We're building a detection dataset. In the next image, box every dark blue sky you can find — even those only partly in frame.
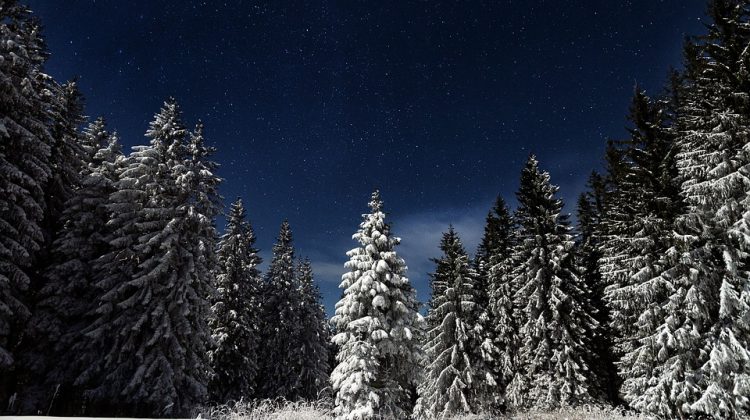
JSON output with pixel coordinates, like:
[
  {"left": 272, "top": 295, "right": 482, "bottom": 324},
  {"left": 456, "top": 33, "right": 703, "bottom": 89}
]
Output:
[{"left": 28, "top": 0, "right": 707, "bottom": 313}]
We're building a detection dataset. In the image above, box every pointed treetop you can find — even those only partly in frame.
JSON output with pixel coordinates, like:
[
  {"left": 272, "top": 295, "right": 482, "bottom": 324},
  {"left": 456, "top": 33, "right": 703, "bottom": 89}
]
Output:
[
  {"left": 369, "top": 189, "right": 383, "bottom": 212},
  {"left": 440, "top": 226, "right": 466, "bottom": 257},
  {"left": 277, "top": 220, "right": 293, "bottom": 247},
  {"left": 59, "top": 79, "right": 86, "bottom": 120},
  {"left": 82, "top": 117, "right": 110, "bottom": 151},
  {"left": 519, "top": 154, "right": 549, "bottom": 190},
  {"left": 491, "top": 195, "right": 510, "bottom": 217},
  {"left": 145, "top": 97, "right": 187, "bottom": 147},
  {"left": 227, "top": 198, "right": 246, "bottom": 226},
  {"left": 476, "top": 195, "right": 514, "bottom": 265},
  {"left": 519, "top": 153, "right": 552, "bottom": 191},
  {"left": 526, "top": 153, "right": 539, "bottom": 168},
  {"left": 516, "top": 155, "right": 566, "bottom": 233}
]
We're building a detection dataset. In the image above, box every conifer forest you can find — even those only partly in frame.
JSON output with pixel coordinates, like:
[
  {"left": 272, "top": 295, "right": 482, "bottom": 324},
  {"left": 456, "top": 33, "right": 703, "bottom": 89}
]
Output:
[{"left": 1, "top": 0, "right": 750, "bottom": 419}]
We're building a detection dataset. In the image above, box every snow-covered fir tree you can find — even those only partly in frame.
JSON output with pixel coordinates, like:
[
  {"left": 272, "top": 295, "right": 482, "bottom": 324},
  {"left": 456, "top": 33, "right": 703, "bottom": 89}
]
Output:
[
  {"left": 632, "top": 2, "right": 750, "bottom": 417},
  {"left": 0, "top": 1, "right": 55, "bottom": 397},
  {"left": 41, "top": 81, "right": 86, "bottom": 246},
  {"left": 474, "top": 196, "right": 512, "bottom": 310},
  {"left": 20, "top": 120, "right": 122, "bottom": 414},
  {"left": 81, "top": 99, "right": 219, "bottom": 416},
  {"left": 598, "top": 89, "right": 683, "bottom": 410},
  {"left": 208, "top": 198, "right": 262, "bottom": 404},
  {"left": 473, "top": 198, "right": 513, "bottom": 396},
  {"left": 481, "top": 198, "right": 518, "bottom": 410},
  {"left": 575, "top": 172, "right": 618, "bottom": 404},
  {"left": 331, "top": 191, "right": 424, "bottom": 420},
  {"left": 257, "top": 220, "right": 304, "bottom": 399},
  {"left": 505, "top": 155, "right": 599, "bottom": 410},
  {"left": 597, "top": 144, "right": 644, "bottom": 360},
  {"left": 415, "top": 227, "right": 490, "bottom": 419},
  {"left": 295, "top": 259, "right": 331, "bottom": 400}
]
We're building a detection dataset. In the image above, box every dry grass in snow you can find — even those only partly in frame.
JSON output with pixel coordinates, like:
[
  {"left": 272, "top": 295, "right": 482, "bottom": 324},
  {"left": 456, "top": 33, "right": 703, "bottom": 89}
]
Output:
[{"left": 199, "top": 400, "right": 651, "bottom": 420}]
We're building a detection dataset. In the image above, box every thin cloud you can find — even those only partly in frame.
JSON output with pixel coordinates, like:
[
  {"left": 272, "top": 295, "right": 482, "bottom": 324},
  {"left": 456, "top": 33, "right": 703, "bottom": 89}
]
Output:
[
  {"left": 309, "top": 260, "right": 346, "bottom": 284},
  {"left": 394, "top": 205, "right": 488, "bottom": 305},
  {"left": 308, "top": 202, "right": 493, "bottom": 314}
]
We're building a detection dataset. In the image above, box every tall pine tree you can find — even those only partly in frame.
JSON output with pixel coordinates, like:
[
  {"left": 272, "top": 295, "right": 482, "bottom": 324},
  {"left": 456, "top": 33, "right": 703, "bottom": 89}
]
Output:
[
  {"left": 295, "top": 259, "right": 331, "bottom": 400},
  {"left": 331, "top": 191, "right": 423, "bottom": 420},
  {"left": 415, "top": 227, "right": 488, "bottom": 418},
  {"left": 635, "top": 2, "right": 750, "bottom": 417},
  {"left": 482, "top": 197, "right": 518, "bottom": 411},
  {"left": 601, "top": 89, "right": 683, "bottom": 411},
  {"left": 0, "top": 2, "right": 53, "bottom": 394},
  {"left": 40, "top": 80, "right": 86, "bottom": 251},
  {"left": 20, "top": 120, "right": 122, "bottom": 414},
  {"left": 474, "top": 196, "right": 513, "bottom": 310},
  {"left": 575, "top": 171, "right": 618, "bottom": 404},
  {"left": 82, "top": 99, "right": 219, "bottom": 416},
  {"left": 208, "top": 198, "right": 262, "bottom": 404},
  {"left": 257, "top": 221, "right": 304, "bottom": 399},
  {"left": 505, "top": 155, "right": 599, "bottom": 410}
]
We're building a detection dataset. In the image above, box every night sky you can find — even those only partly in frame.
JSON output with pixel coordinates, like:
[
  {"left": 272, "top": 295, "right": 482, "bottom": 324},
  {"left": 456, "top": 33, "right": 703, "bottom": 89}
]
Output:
[{"left": 28, "top": 0, "right": 707, "bottom": 314}]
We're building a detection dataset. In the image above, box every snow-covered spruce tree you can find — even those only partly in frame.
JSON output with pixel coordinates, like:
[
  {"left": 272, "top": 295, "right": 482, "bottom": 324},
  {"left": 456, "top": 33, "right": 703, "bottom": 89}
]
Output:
[
  {"left": 0, "top": 1, "right": 54, "bottom": 399},
  {"left": 478, "top": 197, "right": 516, "bottom": 410},
  {"left": 574, "top": 172, "right": 619, "bottom": 404},
  {"left": 208, "top": 198, "right": 262, "bottom": 404},
  {"left": 257, "top": 221, "right": 304, "bottom": 399},
  {"left": 630, "top": 2, "right": 750, "bottom": 417},
  {"left": 415, "top": 227, "right": 490, "bottom": 419},
  {"left": 82, "top": 99, "right": 219, "bottom": 417},
  {"left": 295, "top": 258, "right": 331, "bottom": 400},
  {"left": 599, "top": 89, "right": 683, "bottom": 411},
  {"left": 505, "top": 155, "right": 599, "bottom": 410},
  {"left": 20, "top": 120, "right": 122, "bottom": 414},
  {"left": 474, "top": 196, "right": 513, "bottom": 310},
  {"left": 40, "top": 80, "right": 86, "bottom": 246},
  {"left": 331, "top": 191, "right": 424, "bottom": 420},
  {"left": 471, "top": 197, "right": 514, "bottom": 410}
]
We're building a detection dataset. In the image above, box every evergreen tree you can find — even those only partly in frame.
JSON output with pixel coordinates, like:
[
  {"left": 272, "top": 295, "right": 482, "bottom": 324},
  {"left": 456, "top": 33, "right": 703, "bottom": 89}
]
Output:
[
  {"left": 331, "top": 191, "right": 423, "bottom": 420},
  {"left": 208, "top": 198, "right": 262, "bottom": 404},
  {"left": 482, "top": 198, "right": 518, "bottom": 410},
  {"left": 505, "top": 155, "right": 599, "bottom": 410},
  {"left": 257, "top": 221, "right": 304, "bottom": 399},
  {"left": 635, "top": 2, "right": 750, "bottom": 417},
  {"left": 82, "top": 99, "right": 219, "bottom": 416},
  {"left": 575, "top": 172, "right": 618, "bottom": 404},
  {"left": 415, "top": 227, "right": 488, "bottom": 419},
  {"left": 20, "top": 120, "right": 121, "bottom": 414},
  {"left": 599, "top": 89, "right": 683, "bottom": 411},
  {"left": 0, "top": 1, "right": 54, "bottom": 399},
  {"left": 41, "top": 80, "right": 86, "bottom": 247},
  {"left": 296, "top": 259, "right": 331, "bottom": 400},
  {"left": 474, "top": 196, "right": 513, "bottom": 309}
]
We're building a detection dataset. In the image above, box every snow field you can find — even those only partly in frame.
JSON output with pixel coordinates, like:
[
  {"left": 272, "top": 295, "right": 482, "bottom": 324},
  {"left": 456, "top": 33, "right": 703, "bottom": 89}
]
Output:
[{"left": 197, "top": 400, "right": 650, "bottom": 420}]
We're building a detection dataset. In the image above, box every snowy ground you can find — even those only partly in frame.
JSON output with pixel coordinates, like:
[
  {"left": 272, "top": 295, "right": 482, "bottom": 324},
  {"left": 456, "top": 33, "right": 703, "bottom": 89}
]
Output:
[
  {"left": 0, "top": 405, "right": 651, "bottom": 420},
  {"left": 196, "top": 401, "right": 651, "bottom": 420}
]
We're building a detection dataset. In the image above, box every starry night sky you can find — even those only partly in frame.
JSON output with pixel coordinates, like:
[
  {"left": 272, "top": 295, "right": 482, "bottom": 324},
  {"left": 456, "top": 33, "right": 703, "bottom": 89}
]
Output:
[{"left": 28, "top": 0, "right": 707, "bottom": 313}]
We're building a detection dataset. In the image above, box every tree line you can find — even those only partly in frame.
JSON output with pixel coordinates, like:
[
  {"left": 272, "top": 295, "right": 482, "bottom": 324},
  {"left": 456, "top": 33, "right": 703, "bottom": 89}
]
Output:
[
  {"left": 0, "top": 1, "right": 330, "bottom": 416},
  {"left": 329, "top": 1, "right": 750, "bottom": 419},
  {"left": 2, "top": 0, "right": 750, "bottom": 419}
]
